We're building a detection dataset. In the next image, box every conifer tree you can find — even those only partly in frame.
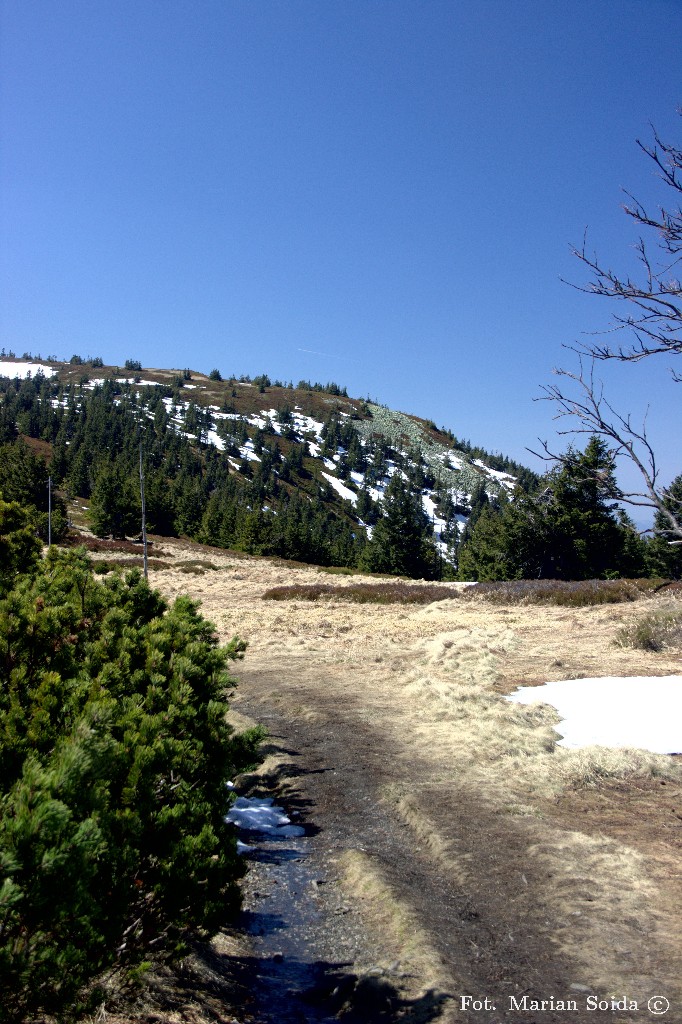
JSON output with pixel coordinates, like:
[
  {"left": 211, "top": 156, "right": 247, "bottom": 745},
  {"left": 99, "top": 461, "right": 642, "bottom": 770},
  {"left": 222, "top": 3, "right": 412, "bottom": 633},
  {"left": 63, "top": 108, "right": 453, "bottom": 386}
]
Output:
[
  {"left": 89, "top": 463, "right": 141, "bottom": 538},
  {"left": 647, "top": 474, "right": 682, "bottom": 578},
  {"left": 361, "top": 474, "right": 437, "bottom": 578},
  {"left": 458, "top": 438, "right": 646, "bottom": 580}
]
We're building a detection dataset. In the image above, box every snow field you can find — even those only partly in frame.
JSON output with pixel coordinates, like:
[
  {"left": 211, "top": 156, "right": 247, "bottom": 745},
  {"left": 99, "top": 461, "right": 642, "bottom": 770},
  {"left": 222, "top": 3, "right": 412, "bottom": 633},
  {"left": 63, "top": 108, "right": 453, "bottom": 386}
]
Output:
[
  {"left": 0, "top": 361, "right": 57, "bottom": 379},
  {"left": 507, "top": 676, "right": 682, "bottom": 755}
]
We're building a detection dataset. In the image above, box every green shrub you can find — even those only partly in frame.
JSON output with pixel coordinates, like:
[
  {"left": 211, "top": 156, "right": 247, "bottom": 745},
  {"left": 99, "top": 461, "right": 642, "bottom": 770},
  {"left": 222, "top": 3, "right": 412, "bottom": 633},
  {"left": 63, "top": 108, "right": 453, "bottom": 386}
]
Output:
[{"left": 0, "top": 548, "right": 260, "bottom": 1022}]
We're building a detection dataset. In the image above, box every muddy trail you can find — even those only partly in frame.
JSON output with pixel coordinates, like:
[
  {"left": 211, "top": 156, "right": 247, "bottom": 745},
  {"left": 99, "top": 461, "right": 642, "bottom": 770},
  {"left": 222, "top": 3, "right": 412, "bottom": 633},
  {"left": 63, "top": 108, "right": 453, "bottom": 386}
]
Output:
[
  {"left": 233, "top": 656, "right": 613, "bottom": 1024},
  {"left": 101, "top": 540, "right": 682, "bottom": 1024}
]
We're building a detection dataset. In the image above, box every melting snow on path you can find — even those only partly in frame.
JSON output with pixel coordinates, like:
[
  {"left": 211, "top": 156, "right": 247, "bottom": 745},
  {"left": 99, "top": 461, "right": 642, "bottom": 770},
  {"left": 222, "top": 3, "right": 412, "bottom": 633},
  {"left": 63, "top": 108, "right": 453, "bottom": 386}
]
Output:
[
  {"left": 507, "top": 676, "right": 682, "bottom": 754},
  {"left": 227, "top": 795, "right": 305, "bottom": 838}
]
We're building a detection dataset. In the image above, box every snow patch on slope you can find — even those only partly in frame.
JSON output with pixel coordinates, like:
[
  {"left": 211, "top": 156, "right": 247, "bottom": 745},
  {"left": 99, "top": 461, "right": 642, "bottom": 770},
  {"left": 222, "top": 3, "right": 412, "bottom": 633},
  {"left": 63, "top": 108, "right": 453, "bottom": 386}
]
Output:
[
  {"left": 507, "top": 676, "right": 682, "bottom": 755},
  {"left": 0, "top": 361, "right": 57, "bottom": 379}
]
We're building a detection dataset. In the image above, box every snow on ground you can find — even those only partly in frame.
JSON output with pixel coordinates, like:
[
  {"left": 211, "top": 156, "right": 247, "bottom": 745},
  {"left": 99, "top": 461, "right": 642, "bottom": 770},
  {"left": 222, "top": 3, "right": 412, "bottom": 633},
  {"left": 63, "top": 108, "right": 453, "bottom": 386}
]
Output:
[
  {"left": 473, "top": 459, "right": 516, "bottom": 489},
  {"left": 245, "top": 412, "right": 271, "bottom": 431},
  {"left": 239, "top": 444, "right": 261, "bottom": 463},
  {"left": 227, "top": 796, "right": 305, "bottom": 837},
  {"left": 321, "top": 472, "right": 357, "bottom": 504},
  {"left": 205, "top": 428, "right": 226, "bottom": 451},
  {"left": 0, "top": 361, "right": 56, "bottom": 378},
  {"left": 422, "top": 494, "right": 447, "bottom": 535},
  {"left": 291, "top": 408, "right": 324, "bottom": 437},
  {"left": 116, "top": 378, "right": 160, "bottom": 387},
  {"left": 507, "top": 676, "right": 682, "bottom": 755}
]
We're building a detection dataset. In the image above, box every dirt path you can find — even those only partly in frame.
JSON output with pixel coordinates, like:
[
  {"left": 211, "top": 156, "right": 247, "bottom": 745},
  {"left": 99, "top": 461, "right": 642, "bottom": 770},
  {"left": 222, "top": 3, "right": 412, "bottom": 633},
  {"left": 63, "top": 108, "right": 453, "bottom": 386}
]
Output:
[{"left": 109, "top": 539, "right": 682, "bottom": 1023}]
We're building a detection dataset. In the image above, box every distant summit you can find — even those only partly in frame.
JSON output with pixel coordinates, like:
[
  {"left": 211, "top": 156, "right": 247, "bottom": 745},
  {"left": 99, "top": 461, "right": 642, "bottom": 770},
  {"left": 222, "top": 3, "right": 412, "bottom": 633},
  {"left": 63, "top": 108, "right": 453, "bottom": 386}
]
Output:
[{"left": 0, "top": 355, "right": 538, "bottom": 576}]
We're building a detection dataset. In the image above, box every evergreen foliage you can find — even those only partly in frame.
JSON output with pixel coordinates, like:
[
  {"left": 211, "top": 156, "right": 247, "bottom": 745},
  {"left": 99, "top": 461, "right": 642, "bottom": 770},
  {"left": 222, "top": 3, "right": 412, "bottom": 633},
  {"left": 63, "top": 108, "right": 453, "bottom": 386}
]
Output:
[
  {"left": 0, "top": 546, "right": 260, "bottom": 1021},
  {"left": 646, "top": 474, "right": 682, "bottom": 578},
  {"left": 361, "top": 474, "right": 438, "bottom": 578},
  {"left": 458, "top": 438, "right": 647, "bottom": 580},
  {"left": 0, "top": 441, "right": 68, "bottom": 542},
  {"left": 0, "top": 494, "right": 43, "bottom": 595}
]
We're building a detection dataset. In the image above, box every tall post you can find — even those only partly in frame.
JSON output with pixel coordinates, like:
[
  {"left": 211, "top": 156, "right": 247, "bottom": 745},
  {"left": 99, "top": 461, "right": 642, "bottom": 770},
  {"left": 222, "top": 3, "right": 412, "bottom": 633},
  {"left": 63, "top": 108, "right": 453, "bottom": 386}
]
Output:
[
  {"left": 48, "top": 476, "right": 52, "bottom": 547},
  {"left": 139, "top": 444, "right": 148, "bottom": 580}
]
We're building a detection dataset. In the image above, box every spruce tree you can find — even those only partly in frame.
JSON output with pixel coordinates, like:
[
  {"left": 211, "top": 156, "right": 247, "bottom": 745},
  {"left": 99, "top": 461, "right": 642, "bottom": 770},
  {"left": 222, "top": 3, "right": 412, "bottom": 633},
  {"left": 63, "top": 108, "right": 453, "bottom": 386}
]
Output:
[
  {"left": 647, "top": 474, "right": 682, "bottom": 578},
  {"left": 361, "top": 474, "right": 437, "bottom": 578},
  {"left": 458, "top": 438, "right": 646, "bottom": 580}
]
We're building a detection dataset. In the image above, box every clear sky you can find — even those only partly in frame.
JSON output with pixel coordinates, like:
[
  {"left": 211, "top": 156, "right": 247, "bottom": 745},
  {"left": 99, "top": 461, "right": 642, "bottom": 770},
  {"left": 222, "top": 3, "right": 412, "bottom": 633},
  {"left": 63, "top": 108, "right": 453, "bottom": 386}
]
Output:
[{"left": 1, "top": 0, "right": 680, "bottom": 517}]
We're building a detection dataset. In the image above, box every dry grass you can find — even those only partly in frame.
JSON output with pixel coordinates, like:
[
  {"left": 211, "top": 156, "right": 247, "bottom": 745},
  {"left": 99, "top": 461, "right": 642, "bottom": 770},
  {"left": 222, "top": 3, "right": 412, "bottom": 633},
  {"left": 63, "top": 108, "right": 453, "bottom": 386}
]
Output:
[
  {"left": 91, "top": 534, "right": 682, "bottom": 1012},
  {"left": 525, "top": 830, "right": 661, "bottom": 994},
  {"left": 339, "top": 850, "right": 458, "bottom": 1020},
  {"left": 615, "top": 605, "right": 682, "bottom": 651}
]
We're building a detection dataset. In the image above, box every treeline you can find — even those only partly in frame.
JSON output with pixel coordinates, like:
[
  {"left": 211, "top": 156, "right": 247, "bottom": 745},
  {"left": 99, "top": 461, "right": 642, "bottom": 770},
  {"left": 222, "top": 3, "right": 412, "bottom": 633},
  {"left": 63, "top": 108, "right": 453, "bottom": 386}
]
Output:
[
  {"left": 456, "top": 437, "right": 682, "bottom": 581},
  {"left": 0, "top": 494, "right": 262, "bottom": 1021},
  {"left": 231, "top": 372, "right": 348, "bottom": 396},
  {"left": 0, "top": 374, "right": 365, "bottom": 567},
  {"left": 1, "top": 371, "right": 678, "bottom": 581}
]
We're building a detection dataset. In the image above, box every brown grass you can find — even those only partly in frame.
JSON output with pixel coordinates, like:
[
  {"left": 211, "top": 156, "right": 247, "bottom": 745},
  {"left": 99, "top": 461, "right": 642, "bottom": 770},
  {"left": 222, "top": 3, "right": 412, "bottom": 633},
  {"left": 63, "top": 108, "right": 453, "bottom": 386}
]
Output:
[
  {"left": 76, "top": 533, "right": 682, "bottom": 1013},
  {"left": 615, "top": 605, "right": 682, "bottom": 651},
  {"left": 339, "top": 850, "right": 457, "bottom": 1018}
]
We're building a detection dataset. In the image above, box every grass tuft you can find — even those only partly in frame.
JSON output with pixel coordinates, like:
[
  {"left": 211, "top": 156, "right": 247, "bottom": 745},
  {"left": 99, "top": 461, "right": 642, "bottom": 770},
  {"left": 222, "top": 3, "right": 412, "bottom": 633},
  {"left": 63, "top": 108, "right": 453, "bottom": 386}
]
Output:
[{"left": 615, "top": 609, "right": 682, "bottom": 651}]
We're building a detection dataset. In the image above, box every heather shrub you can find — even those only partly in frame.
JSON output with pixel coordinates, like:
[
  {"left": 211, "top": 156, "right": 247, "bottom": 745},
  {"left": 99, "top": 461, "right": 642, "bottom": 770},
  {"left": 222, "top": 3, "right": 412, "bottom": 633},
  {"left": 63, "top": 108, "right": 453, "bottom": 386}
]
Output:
[
  {"left": 464, "top": 578, "right": 659, "bottom": 607},
  {"left": 262, "top": 581, "right": 460, "bottom": 604}
]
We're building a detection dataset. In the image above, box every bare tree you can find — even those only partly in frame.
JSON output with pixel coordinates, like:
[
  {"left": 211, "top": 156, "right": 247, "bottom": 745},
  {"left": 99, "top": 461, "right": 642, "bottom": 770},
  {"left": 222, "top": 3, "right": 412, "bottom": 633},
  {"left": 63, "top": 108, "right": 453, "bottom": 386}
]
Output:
[{"left": 540, "top": 115, "right": 682, "bottom": 540}]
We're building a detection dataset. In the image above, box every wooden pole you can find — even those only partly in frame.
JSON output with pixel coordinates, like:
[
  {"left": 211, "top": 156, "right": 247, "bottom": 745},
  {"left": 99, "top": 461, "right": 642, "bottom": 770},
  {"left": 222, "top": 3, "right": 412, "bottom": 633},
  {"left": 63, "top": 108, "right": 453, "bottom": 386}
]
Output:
[{"left": 139, "top": 445, "right": 148, "bottom": 580}]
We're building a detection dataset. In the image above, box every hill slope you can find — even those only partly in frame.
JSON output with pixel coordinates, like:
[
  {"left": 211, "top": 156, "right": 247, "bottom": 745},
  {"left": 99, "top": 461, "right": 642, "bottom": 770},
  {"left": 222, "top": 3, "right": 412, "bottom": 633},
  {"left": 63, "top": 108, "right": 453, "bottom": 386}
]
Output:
[{"left": 0, "top": 356, "right": 538, "bottom": 574}]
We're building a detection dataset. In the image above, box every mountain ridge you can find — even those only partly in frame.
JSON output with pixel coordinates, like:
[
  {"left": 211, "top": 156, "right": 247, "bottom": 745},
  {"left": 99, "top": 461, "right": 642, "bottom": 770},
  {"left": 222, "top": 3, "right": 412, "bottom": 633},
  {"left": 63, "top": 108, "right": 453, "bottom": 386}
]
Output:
[{"left": 0, "top": 355, "right": 539, "bottom": 575}]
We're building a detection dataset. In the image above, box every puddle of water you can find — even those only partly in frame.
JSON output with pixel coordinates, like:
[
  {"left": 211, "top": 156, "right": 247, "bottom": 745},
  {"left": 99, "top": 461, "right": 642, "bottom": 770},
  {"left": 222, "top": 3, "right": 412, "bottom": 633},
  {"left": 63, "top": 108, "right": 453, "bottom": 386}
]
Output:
[{"left": 228, "top": 794, "right": 341, "bottom": 1024}]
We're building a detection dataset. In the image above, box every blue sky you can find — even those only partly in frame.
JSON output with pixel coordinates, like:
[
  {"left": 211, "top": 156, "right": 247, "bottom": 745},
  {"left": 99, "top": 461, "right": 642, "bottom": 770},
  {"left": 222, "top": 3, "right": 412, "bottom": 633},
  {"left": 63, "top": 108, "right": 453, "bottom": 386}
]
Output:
[{"left": 1, "top": 0, "right": 680, "bottom": 518}]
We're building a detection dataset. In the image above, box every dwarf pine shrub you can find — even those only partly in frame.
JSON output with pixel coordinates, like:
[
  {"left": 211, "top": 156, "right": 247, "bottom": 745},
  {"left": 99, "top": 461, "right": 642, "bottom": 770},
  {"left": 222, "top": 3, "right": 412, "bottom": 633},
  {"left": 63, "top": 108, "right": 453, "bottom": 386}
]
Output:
[{"left": 0, "top": 546, "right": 261, "bottom": 1022}]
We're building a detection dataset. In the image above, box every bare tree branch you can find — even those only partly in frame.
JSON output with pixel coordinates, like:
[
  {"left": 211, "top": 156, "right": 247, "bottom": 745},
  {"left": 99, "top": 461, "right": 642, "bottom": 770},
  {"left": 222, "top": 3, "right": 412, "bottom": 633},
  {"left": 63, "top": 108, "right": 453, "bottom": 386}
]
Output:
[
  {"left": 537, "top": 358, "right": 681, "bottom": 540},
  {"left": 545, "top": 116, "right": 682, "bottom": 542},
  {"left": 560, "top": 117, "right": 682, "bottom": 369}
]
